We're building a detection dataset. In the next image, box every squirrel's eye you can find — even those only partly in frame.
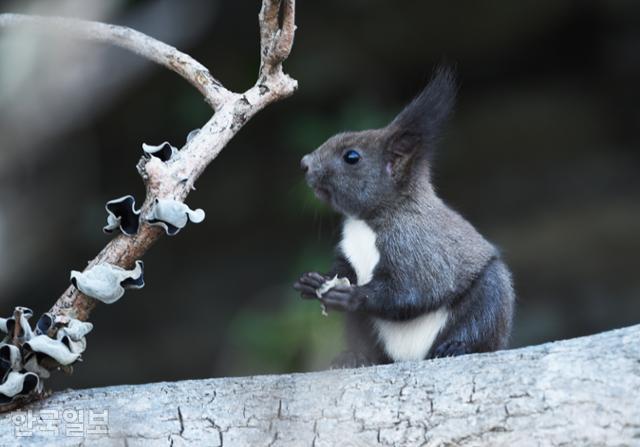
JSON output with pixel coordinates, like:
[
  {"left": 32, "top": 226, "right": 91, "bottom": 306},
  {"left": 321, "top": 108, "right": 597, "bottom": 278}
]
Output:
[{"left": 343, "top": 149, "right": 361, "bottom": 165}]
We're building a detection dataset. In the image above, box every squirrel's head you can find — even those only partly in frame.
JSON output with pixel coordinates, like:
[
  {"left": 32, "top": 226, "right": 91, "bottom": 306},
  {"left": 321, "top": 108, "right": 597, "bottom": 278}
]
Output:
[{"left": 300, "top": 66, "right": 457, "bottom": 219}]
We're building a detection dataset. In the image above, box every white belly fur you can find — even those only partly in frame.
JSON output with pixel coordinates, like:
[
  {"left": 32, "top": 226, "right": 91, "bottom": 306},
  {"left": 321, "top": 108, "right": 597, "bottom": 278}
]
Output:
[
  {"left": 372, "top": 309, "right": 448, "bottom": 362},
  {"left": 340, "top": 217, "right": 449, "bottom": 362}
]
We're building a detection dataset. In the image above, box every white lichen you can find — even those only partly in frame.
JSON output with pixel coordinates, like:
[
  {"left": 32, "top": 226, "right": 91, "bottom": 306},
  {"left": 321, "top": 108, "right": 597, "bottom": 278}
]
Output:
[
  {"left": 59, "top": 334, "right": 87, "bottom": 355},
  {"left": 23, "top": 356, "right": 51, "bottom": 379},
  {"left": 23, "top": 335, "right": 81, "bottom": 366},
  {"left": 0, "top": 344, "right": 22, "bottom": 370},
  {"left": 142, "top": 141, "right": 178, "bottom": 162},
  {"left": 147, "top": 198, "right": 205, "bottom": 236},
  {"left": 70, "top": 260, "right": 144, "bottom": 304},
  {"left": 35, "top": 313, "right": 53, "bottom": 336},
  {"left": 18, "top": 314, "right": 92, "bottom": 376},
  {"left": 186, "top": 128, "right": 200, "bottom": 143},
  {"left": 103, "top": 195, "right": 141, "bottom": 236},
  {"left": 16, "top": 309, "right": 34, "bottom": 342},
  {"left": 58, "top": 319, "right": 93, "bottom": 341},
  {"left": 0, "top": 371, "right": 39, "bottom": 400}
]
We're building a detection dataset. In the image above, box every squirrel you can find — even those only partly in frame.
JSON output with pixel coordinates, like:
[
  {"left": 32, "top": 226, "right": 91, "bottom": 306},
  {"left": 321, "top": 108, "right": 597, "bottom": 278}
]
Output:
[{"left": 293, "top": 67, "right": 515, "bottom": 367}]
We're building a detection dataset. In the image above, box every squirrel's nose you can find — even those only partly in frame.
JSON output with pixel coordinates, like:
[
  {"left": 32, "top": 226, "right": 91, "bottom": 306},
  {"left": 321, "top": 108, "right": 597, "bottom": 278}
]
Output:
[{"left": 300, "top": 154, "right": 311, "bottom": 173}]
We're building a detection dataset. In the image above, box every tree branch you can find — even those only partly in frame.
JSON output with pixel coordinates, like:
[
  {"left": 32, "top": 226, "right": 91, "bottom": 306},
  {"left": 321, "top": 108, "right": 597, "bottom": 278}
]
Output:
[
  {"left": 259, "top": 0, "right": 296, "bottom": 77},
  {"left": 0, "top": 0, "right": 220, "bottom": 179},
  {"left": 0, "top": 0, "right": 297, "bottom": 323},
  {"left": 0, "top": 13, "right": 233, "bottom": 110},
  {"left": 1, "top": 325, "right": 638, "bottom": 445},
  {"left": 0, "top": 0, "right": 297, "bottom": 412}
]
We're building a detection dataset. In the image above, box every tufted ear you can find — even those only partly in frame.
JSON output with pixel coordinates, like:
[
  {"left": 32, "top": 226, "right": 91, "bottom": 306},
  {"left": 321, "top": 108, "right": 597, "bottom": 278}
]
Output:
[{"left": 387, "top": 66, "right": 457, "bottom": 160}]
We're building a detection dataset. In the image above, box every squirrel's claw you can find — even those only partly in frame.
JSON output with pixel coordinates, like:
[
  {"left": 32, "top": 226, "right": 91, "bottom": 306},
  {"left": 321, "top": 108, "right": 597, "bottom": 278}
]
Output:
[
  {"left": 295, "top": 272, "right": 362, "bottom": 312},
  {"left": 293, "top": 281, "right": 317, "bottom": 298},
  {"left": 431, "top": 340, "right": 469, "bottom": 358},
  {"left": 294, "top": 272, "right": 328, "bottom": 298},
  {"left": 319, "top": 285, "right": 362, "bottom": 312}
]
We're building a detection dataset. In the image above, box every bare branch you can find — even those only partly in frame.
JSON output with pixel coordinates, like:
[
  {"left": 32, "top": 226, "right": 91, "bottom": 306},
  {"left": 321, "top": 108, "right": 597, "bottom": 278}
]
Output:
[
  {"left": 41, "top": 0, "right": 297, "bottom": 322},
  {"left": 0, "top": 0, "right": 220, "bottom": 179},
  {"left": 259, "top": 0, "right": 296, "bottom": 79},
  {"left": 0, "top": 13, "right": 232, "bottom": 110},
  {"left": 0, "top": 0, "right": 297, "bottom": 412}
]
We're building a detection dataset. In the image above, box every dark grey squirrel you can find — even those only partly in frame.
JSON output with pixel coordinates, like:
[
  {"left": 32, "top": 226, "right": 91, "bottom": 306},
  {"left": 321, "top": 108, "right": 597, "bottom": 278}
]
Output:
[{"left": 293, "top": 66, "right": 515, "bottom": 366}]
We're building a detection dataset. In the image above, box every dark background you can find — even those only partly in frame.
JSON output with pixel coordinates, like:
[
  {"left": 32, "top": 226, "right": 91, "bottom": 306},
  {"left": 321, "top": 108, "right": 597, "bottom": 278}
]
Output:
[{"left": 0, "top": 0, "right": 639, "bottom": 389}]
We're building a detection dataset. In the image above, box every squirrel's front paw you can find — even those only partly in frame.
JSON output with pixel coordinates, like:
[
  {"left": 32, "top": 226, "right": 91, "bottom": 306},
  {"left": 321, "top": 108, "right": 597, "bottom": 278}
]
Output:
[
  {"left": 294, "top": 272, "right": 362, "bottom": 313},
  {"left": 432, "top": 340, "right": 469, "bottom": 358},
  {"left": 293, "top": 272, "right": 329, "bottom": 298},
  {"left": 318, "top": 281, "right": 362, "bottom": 312}
]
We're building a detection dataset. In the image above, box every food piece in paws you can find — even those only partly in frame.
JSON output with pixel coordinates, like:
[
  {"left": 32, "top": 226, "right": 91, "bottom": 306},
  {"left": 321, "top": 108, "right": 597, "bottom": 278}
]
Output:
[{"left": 315, "top": 275, "right": 351, "bottom": 316}]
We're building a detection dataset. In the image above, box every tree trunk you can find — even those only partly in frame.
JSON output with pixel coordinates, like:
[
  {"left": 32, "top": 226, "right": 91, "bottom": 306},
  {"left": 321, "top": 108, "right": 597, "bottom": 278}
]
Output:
[{"left": 1, "top": 325, "right": 638, "bottom": 446}]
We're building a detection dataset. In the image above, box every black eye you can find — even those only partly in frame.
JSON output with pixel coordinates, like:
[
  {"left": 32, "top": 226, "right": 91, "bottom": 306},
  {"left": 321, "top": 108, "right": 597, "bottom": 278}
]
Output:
[{"left": 343, "top": 149, "right": 361, "bottom": 165}]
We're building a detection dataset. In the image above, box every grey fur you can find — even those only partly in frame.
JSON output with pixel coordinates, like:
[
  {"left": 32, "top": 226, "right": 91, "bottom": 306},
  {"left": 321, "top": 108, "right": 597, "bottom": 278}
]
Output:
[{"left": 294, "top": 67, "right": 515, "bottom": 365}]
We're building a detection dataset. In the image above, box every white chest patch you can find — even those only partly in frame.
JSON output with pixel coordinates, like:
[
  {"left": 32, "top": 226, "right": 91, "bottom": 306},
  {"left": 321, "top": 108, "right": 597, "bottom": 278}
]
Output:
[
  {"left": 340, "top": 217, "right": 448, "bottom": 362},
  {"left": 373, "top": 308, "right": 449, "bottom": 362},
  {"left": 339, "top": 218, "right": 380, "bottom": 286}
]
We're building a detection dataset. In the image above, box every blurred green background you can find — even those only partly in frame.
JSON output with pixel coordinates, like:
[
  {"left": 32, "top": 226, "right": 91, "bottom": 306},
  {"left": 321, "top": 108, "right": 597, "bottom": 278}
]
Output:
[{"left": 0, "top": 0, "right": 639, "bottom": 389}]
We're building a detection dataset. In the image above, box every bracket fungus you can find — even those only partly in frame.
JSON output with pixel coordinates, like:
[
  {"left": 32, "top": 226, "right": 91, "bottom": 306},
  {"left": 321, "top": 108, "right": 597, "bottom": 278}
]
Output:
[
  {"left": 103, "top": 195, "right": 142, "bottom": 236},
  {"left": 0, "top": 372, "right": 40, "bottom": 405},
  {"left": 147, "top": 198, "right": 205, "bottom": 236},
  {"left": 3, "top": 306, "right": 34, "bottom": 343},
  {"left": 0, "top": 344, "right": 21, "bottom": 370},
  {"left": 35, "top": 313, "right": 53, "bottom": 336},
  {"left": 142, "top": 141, "right": 178, "bottom": 162},
  {"left": 23, "top": 336, "right": 82, "bottom": 366},
  {"left": 57, "top": 318, "right": 93, "bottom": 341},
  {"left": 0, "top": 307, "right": 93, "bottom": 408},
  {"left": 70, "top": 260, "right": 145, "bottom": 304},
  {"left": 186, "top": 128, "right": 200, "bottom": 143}
]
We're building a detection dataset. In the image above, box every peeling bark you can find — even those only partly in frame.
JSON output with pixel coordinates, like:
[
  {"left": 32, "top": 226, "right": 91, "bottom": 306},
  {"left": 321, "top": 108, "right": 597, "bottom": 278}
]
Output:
[{"left": 1, "top": 325, "right": 638, "bottom": 446}]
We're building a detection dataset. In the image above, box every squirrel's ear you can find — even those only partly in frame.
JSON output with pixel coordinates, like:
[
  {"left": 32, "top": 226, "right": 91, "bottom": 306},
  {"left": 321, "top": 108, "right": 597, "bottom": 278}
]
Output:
[{"left": 387, "top": 66, "right": 457, "bottom": 158}]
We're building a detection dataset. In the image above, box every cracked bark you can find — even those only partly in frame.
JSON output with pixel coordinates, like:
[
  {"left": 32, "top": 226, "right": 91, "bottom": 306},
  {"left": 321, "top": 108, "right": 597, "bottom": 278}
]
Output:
[{"left": 1, "top": 325, "right": 638, "bottom": 446}]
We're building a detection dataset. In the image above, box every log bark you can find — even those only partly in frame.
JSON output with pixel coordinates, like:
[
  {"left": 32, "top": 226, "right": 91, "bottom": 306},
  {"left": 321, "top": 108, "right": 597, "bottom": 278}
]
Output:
[{"left": 1, "top": 325, "right": 638, "bottom": 446}]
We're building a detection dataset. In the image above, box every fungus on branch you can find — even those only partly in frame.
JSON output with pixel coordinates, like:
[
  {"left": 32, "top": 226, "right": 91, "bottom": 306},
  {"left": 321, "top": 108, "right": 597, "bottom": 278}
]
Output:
[
  {"left": 147, "top": 199, "right": 205, "bottom": 236},
  {"left": 0, "top": 0, "right": 297, "bottom": 324},
  {"left": 0, "top": 308, "right": 92, "bottom": 410},
  {"left": 0, "top": 0, "right": 297, "bottom": 412},
  {"left": 103, "top": 195, "right": 142, "bottom": 236},
  {"left": 142, "top": 142, "right": 178, "bottom": 162},
  {"left": 70, "top": 261, "right": 145, "bottom": 304}
]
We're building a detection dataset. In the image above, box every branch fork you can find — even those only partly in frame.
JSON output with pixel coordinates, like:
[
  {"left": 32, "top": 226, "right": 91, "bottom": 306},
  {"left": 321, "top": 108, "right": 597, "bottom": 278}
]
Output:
[{"left": 0, "top": 0, "right": 297, "bottom": 411}]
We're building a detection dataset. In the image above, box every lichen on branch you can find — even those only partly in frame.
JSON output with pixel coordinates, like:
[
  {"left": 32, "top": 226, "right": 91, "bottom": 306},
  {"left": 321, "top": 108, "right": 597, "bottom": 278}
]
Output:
[{"left": 0, "top": 0, "right": 297, "bottom": 411}]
